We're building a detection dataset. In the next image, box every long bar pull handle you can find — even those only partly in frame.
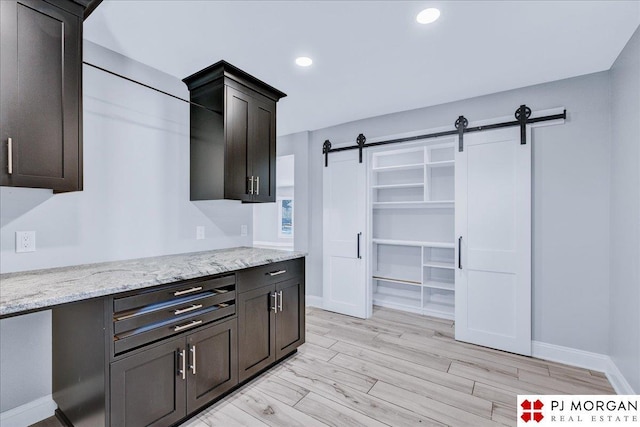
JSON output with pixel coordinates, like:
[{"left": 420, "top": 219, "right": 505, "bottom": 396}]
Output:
[
  {"left": 190, "top": 345, "right": 197, "bottom": 375},
  {"left": 178, "top": 349, "right": 186, "bottom": 380},
  {"left": 278, "top": 290, "right": 283, "bottom": 312},
  {"left": 7, "top": 138, "right": 12, "bottom": 175},
  {"left": 267, "top": 270, "right": 286, "bottom": 277},
  {"left": 271, "top": 292, "right": 278, "bottom": 313},
  {"left": 173, "top": 286, "right": 203, "bottom": 296},
  {"left": 248, "top": 176, "right": 254, "bottom": 194},
  {"left": 357, "top": 232, "right": 362, "bottom": 259},
  {"left": 458, "top": 236, "right": 462, "bottom": 269},
  {"left": 255, "top": 176, "right": 260, "bottom": 196},
  {"left": 174, "top": 319, "right": 202, "bottom": 332},
  {"left": 173, "top": 304, "right": 203, "bottom": 315}
]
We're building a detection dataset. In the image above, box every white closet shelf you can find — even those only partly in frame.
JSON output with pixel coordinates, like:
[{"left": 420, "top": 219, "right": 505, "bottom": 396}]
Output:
[
  {"left": 423, "top": 280, "right": 455, "bottom": 291},
  {"left": 372, "top": 239, "right": 455, "bottom": 248},
  {"left": 426, "top": 160, "right": 455, "bottom": 168},
  {"left": 423, "top": 302, "right": 454, "bottom": 319},
  {"left": 371, "top": 183, "right": 424, "bottom": 189},
  {"left": 373, "top": 276, "right": 422, "bottom": 287},
  {"left": 372, "top": 201, "right": 454, "bottom": 209},
  {"left": 373, "top": 293, "right": 421, "bottom": 309},
  {"left": 371, "top": 163, "right": 424, "bottom": 172},
  {"left": 423, "top": 261, "right": 455, "bottom": 270}
]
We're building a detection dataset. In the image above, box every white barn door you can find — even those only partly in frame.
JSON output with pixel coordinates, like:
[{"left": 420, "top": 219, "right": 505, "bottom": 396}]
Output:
[
  {"left": 455, "top": 127, "right": 532, "bottom": 355},
  {"left": 323, "top": 150, "right": 368, "bottom": 318}
]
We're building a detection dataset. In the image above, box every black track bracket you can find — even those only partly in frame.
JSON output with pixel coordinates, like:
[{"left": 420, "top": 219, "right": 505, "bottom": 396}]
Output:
[
  {"left": 515, "top": 104, "right": 532, "bottom": 145},
  {"left": 323, "top": 140, "right": 332, "bottom": 167},
  {"left": 356, "top": 134, "right": 366, "bottom": 163},
  {"left": 455, "top": 115, "right": 468, "bottom": 152}
]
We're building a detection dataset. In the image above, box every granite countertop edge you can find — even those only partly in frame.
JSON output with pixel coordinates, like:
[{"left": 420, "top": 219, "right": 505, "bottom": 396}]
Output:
[{"left": 0, "top": 247, "right": 306, "bottom": 317}]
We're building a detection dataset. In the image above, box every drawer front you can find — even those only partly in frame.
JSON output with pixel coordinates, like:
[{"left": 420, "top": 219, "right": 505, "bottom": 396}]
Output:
[
  {"left": 114, "top": 274, "right": 235, "bottom": 313},
  {"left": 236, "top": 258, "right": 304, "bottom": 294},
  {"left": 114, "top": 304, "right": 236, "bottom": 355}
]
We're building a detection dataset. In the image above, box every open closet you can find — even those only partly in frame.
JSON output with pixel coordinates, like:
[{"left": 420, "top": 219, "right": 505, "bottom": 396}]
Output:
[{"left": 322, "top": 106, "right": 566, "bottom": 356}]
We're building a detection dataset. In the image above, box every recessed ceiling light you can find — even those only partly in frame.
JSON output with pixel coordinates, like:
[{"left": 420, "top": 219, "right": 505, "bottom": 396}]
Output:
[
  {"left": 416, "top": 8, "right": 440, "bottom": 24},
  {"left": 295, "top": 57, "right": 313, "bottom": 67}
]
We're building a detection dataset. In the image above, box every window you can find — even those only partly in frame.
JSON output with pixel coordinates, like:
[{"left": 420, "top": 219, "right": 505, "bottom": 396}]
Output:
[{"left": 278, "top": 198, "right": 293, "bottom": 238}]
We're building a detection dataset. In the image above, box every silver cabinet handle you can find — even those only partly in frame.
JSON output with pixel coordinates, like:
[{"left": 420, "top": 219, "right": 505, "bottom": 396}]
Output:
[
  {"left": 173, "top": 304, "right": 203, "bottom": 315},
  {"left": 179, "top": 349, "right": 186, "bottom": 380},
  {"left": 458, "top": 236, "right": 462, "bottom": 269},
  {"left": 174, "top": 319, "right": 202, "bottom": 332},
  {"left": 173, "top": 286, "right": 203, "bottom": 296},
  {"left": 267, "top": 270, "right": 286, "bottom": 277},
  {"left": 278, "top": 290, "right": 283, "bottom": 312},
  {"left": 248, "top": 176, "right": 254, "bottom": 194},
  {"left": 271, "top": 292, "right": 278, "bottom": 313},
  {"left": 7, "top": 138, "right": 12, "bottom": 175},
  {"left": 255, "top": 176, "right": 260, "bottom": 195},
  {"left": 190, "top": 345, "right": 197, "bottom": 375}
]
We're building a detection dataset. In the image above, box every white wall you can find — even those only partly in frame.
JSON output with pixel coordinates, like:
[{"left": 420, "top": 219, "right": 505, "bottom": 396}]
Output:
[
  {"left": 253, "top": 155, "right": 295, "bottom": 247},
  {"left": 0, "top": 42, "right": 253, "bottom": 414},
  {"left": 305, "top": 71, "right": 613, "bottom": 355},
  {"left": 609, "top": 26, "right": 640, "bottom": 393}
]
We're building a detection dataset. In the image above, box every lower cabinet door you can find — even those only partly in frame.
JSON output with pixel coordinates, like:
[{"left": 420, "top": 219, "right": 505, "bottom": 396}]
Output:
[
  {"left": 110, "top": 337, "right": 186, "bottom": 427},
  {"left": 186, "top": 318, "right": 238, "bottom": 413},
  {"left": 276, "top": 277, "right": 305, "bottom": 359},
  {"left": 237, "top": 285, "right": 276, "bottom": 382}
]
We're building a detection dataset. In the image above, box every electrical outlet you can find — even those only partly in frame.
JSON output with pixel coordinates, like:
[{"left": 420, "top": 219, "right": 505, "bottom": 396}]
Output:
[
  {"left": 196, "top": 226, "right": 205, "bottom": 240},
  {"left": 16, "top": 231, "right": 36, "bottom": 253},
  {"left": 240, "top": 225, "right": 248, "bottom": 237}
]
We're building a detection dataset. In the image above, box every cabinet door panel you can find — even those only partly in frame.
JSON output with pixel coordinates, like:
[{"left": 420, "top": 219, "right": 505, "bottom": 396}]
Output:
[
  {"left": 111, "top": 337, "right": 186, "bottom": 427},
  {"left": 224, "top": 86, "right": 251, "bottom": 202},
  {"left": 250, "top": 98, "right": 276, "bottom": 202},
  {"left": 186, "top": 318, "right": 238, "bottom": 413},
  {"left": 276, "top": 277, "right": 305, "bottom": 359},
  {"left": 237, "top": 285, "right": 276, "bottom": 382},
  {"left": 0, "top": 0, "right": 81, "bottom": 192}
]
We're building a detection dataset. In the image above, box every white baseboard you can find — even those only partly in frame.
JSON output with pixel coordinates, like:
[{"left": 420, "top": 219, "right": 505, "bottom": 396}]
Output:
[
  {"left": 532, "top": 341, "right": 636, "bottom": 395},
  {"left": 305, "top": 295, "right": 323, "bottom": 309},
  {"left": 0, "top": 394, "right": 56, "bottom": 427}
]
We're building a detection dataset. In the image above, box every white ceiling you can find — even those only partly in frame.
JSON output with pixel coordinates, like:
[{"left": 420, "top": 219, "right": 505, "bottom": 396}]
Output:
[{"left": 84, "top": 1, "right": 640, "bottom": 136}]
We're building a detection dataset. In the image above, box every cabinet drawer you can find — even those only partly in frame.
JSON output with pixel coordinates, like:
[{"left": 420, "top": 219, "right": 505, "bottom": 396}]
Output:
[
  {"left": 114, "top": 304, "right": 236, "bottom": 355},
  {"left": 114, "top": 290, "right": 236, "bottom": 335},
  {"left": 236, "top": 258, "right": 303, "bottom": 293},
  {"left": 114, "top": 274, "right": 235, "bottom": 313}
]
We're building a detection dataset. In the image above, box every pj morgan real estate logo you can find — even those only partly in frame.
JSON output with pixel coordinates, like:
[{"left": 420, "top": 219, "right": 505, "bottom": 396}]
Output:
[{"left": 517, "top": 395, "right": 639, "bottom": 426}]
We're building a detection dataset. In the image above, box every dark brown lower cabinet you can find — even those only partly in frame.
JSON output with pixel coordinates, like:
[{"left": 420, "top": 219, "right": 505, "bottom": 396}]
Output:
[
  {"left": 238, "top": 273, "right": 305, "bottom": 382},
  {"left": 110, "top": 318, "right": 237, "bottom": 426}
]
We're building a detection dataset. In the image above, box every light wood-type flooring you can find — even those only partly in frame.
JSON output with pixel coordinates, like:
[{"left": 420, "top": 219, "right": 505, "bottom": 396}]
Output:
[{"left": 31, "top": 306, "right": 614, "bottom": 427}]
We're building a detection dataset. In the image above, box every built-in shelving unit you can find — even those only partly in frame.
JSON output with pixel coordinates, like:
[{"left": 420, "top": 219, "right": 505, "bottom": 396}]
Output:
[{"left": 370, "top": 139, "right": 455, "bottom": 319}]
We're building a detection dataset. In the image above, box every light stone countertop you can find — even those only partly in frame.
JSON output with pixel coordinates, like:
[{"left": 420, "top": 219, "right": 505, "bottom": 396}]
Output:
[{"left": 0, "top": 247, "right": 306, "bottom": 318}]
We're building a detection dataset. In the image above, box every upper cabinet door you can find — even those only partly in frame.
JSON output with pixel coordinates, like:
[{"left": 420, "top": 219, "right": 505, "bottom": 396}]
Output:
[
  {"left": 224, "top": 86, "right": 252, "bottom": 202},
  {"left": 0, "top": 0, "right": 83, "bottom": 192},
  {"left": 250, "top": 97, "right": 276, "bottom": 203}
]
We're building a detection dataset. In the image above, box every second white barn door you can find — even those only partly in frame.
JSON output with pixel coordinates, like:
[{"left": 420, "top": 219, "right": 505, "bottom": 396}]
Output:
[
  {"left": 322, "top": 150, "right": 368, "bottom": 318},
  {"left": 455, "top": 127, "right": 532, "bottom": 355}
]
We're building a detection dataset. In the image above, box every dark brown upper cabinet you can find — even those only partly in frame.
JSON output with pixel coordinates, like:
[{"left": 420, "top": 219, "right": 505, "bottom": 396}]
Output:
[
  {"left": 183, "top": 61, "right": 286, "bottom": 203},
  {"left": 0, "top": 0, "right": 88, "bottom": 193}
]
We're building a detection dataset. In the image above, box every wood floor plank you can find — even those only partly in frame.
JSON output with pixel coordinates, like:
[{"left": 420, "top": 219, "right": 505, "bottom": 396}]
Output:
[
  {"left": 472, "top": 381, "right": 518, "bottom": 406},
  {"left": 491, "top": 402, "right": 517, "bottom": 426},
  {"left": 517, "top": 369, "right": 615, "bottom": 395},
  {"left": 330, "top": 340, "right": 474, "bottom": 393},
  {"left": 369, "top": 381, "right": 502, "bottom": 427},
  {"left": 296, "top": 342, "right": 339, "bottom": 361},
  {"left": 306, "top": 322, "right": 332, "bottom": 336},
  {"left": 191, "top": 401, "right": 271, "bottom": 427},
  {"left": 284, "top": 352, "right": 377, "bottom": 392},
  {"left": 276, "top": 363, "right": 446, "bottom": 427},
  {"left": 230, "top": 387, "right": 326, "bottom": 427},
  {"left": 252, "top": 373, "right": 310, "bottom": 406},
  {"left": 330, "top": 353, "right": 492, "bottom": 418},
  {"left": 294, "top": 392, "right": 390, "bottom": 427},
  {"left": 306, "top": 331, "right": 339, "bottom": 348}
]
